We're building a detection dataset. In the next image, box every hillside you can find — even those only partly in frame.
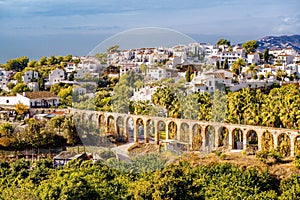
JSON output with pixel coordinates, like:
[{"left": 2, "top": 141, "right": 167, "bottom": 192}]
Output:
[{"left": 257, "top": 34, "right": 300, "bottom": 53}]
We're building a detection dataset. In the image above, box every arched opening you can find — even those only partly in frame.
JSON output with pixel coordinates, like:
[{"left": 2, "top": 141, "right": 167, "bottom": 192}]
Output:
[
  {"left": 146, "top": 119, "right": 155, "bottom": 143},
  {"left": 261, "top": 131, "right": 274, "bottom": 151},
  {"left": 192, "top": 124, "right": 202, "bottom": 150},
  {"left": 295, "top": 136, "right": 300, "bottom": 155},
  {"left": 205, "top": 125, "right": 215, "bottom": 148},
  {"left": 246, "top": 130, "right": 258, "bottom": 153},
  {"left": 136, "top": 118, "right": 145, "bottom": 143},
  {"left": 180, "top": 123, "right": 189, "bottom": 143},
  {"left": 168, "top": 121, "right": 177, "bottom": 140},
  {"left": 277, "top": 133, "right": 291, "bottom": 157},
  {"left": 232, "top": 128, "right": 243, "bottom": 150},
  {"left": 218, "top": 127, "right": 229, "bottom": 147},
  {"left": 157, "top": 121, "right": 166, "bottom": 140},
  {"left": 107, "top": 116, "right": 116, "bottom": 135},
  {"left": 116, "top": 116, "right": 126, "bottom": 143},
  {"left": 98, "top": 115, "right": 106, "bottom": 135},
  {"left": 126, "top": 117, "right": 134, "bottom": 142}
]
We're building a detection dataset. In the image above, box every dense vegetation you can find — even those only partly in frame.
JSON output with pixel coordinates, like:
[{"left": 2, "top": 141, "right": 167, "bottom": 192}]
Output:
[
  {"left": 0, "top": 115, "right": 80, "bottom": 150},
  {"left": 0, "top": 155, "right": 299, "bottom": 199}
]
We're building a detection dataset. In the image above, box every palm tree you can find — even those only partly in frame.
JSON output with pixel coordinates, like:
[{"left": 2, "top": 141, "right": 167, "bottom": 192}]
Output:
[
  {"left": 245, "top": 64, "right": 258, "bottom": 79},
  {"left": 231, "top": 58, "right": 246, "bottom": 79}
]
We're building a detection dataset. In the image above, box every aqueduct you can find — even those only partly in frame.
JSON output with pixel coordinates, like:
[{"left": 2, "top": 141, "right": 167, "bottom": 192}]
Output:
[{"left": 71, "top": 109, "right": 300, "bottom": 157}]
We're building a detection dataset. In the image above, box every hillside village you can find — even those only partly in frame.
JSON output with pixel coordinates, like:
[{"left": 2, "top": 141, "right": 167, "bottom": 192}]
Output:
[{"left": 0, "top": 39, "right": 299, "bottom": 111}]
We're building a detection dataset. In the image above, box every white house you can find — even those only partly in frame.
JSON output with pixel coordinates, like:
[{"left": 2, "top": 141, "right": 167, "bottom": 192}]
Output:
[
  {"left": 130, "top": 86, "right": 157, "bottom": 102},
  {"left": 0, "top": 91, "right": 59, "bottom": 108},
  {"left": 47, "top": 69, "right": 65, "bottom": 86},
  {"left": 219, "top": 51, "right": 245, "bottom": 67},
  {"left": 22, "top": 70, "right": 38, "bottom": 83},
  {"left": 18, "top": 91, "right": 59, "bottom": 108},
  {"left": 247, "top": 52, "right": 260, "bottom": 65},
  {"left": 27, "top": 82, "right": 39, "bottom": 92},
  {"left": 0, "top": 68, "right": 13, "bottom": 90},
  {"left": 277, "top": 54, "right": 294, "bottom": 65},
  {"left": 190, "top": 69, "right": 233, "bottom": 93},
  {"left": 147, "top": 67, "right": 176, "bottom": 81}
]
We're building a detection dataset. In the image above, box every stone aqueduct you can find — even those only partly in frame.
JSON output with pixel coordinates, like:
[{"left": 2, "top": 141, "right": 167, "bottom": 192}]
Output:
[{"left": 71, "top": 109, "right": 300, "bottom": 157}]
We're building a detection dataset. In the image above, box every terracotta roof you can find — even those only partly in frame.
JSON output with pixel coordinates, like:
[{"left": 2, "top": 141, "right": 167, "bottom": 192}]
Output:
[{"left": 22, "top": 91, "right": 58, "bottom": 99}]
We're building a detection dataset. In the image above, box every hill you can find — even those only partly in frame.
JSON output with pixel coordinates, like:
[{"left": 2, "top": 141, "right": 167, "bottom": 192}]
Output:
[{"left": 257, "top": 34, "right": 300, "bottom": 53}]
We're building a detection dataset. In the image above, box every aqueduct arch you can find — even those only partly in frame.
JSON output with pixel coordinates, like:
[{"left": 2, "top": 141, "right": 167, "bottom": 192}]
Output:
[{"left": 70, "top": 109, "right": 300, "bottom": 157}]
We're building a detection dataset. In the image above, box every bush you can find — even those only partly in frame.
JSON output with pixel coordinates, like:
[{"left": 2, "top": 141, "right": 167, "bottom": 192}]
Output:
[
  {"left": 294, "top": 152, "right": 300, "bottom": 169},
  {"left": 256, "top": 150, "right": 282, "bottom": 164}
]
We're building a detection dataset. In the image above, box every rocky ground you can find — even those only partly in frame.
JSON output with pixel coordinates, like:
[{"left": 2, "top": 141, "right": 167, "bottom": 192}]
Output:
[{"left": 127, "top": 143, "right": 300, "bottom": 180}]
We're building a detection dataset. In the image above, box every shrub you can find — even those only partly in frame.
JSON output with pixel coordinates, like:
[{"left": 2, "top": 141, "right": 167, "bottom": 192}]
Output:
[
  {"left": 294, "top": 152, "right": 300, "bottom": 169},
  {"left": 256, "top": 150, "right": 282, "bottom": 164}
]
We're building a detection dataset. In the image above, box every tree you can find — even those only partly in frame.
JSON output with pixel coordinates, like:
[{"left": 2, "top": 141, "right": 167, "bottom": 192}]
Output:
[
  {"left": 223, "top": 58, "right": 229, "bottom": 69},
  {"left": 185, "top": 65, "right": 193, "bottom": 82},
  {"left": 40, "top": 56, "right": 47, "bottom": 66},
  {"left": 245, "top": 64, "right": 258, "bottom": 78},
  {"left": 263, "top": 48, "right": 270, "bottom": 64},
  {"left": 14, "top": 102, "right": 29, "bottom": 116},
  {"left": 216, "top": 60, "right": 220, "bottom": 69},
  {"left": 0, "top": 122, "right": 14, "bottom": 137},
  {"left": 231, "top": 58, "right": 246, "bottom": 78},
  {"left": 217, "top": 38, "right": 231, "bottom": 46},
  {"left": 211, "top": 89, "right": 227, "bottom": 122},
  {"left": 11, "top": 83, "right": 31, "bottom": 94},
  {"left": 107, "top": 45, "right": 119, "bottom": 53},
  {"left": 242, "top": 40, "right": 258, "bottom": 54},
  {"left": 139, "top": 63, "right": 148, "bottom": 75},
  {"left": 5, "top": 56, "right": 29, "bottom": 71},
  {"left": 57, "top": 86, "right": 72, "bottom": 107}
]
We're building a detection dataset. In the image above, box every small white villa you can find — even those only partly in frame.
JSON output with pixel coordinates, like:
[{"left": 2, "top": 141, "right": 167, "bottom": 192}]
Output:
[{"left": 0, "top": 91, "right": 59, "bottom": 108}]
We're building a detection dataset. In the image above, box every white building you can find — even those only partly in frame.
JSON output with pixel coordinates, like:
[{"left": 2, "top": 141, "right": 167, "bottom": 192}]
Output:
[
  {"left": 0, "top": 68, "right": 13, "bottom": 90},
  {"left": 130, "top": 86, "right": 157, "bottom": 102},
  {"left": 22, "top": 70, "right": 38, "bottom": 83},
  {"left": 0, "top": 91, "right": 59, "bottom": 108},
  {"left": 47, "top": 69, "right": 65, "bottom": 86},
  {"left": 147, "top": 67, "right": 176, "bottom": 81},
  {"left": 220, "top": 51, "right": 245, "bottom": 67},
  {"left": 27, "top": 82, "right": 39, "bottom": 92},
  {"left": 247, "top": 52, "right": 260, "bottom": 65},
  {"left": 190, "top": 69, "right": 233, "bottom": 93}
]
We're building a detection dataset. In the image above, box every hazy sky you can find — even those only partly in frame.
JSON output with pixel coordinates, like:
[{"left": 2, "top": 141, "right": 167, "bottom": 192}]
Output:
[{"left": 0, "top": 0, "right": 299, "bottom": 63}]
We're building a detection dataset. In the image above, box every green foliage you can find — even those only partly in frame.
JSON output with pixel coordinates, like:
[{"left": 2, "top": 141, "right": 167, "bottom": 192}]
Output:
[
  {"left": 280, "top": 175, "right": 300, "bottom": 199},
  {"left": 217, "top": 38, "right": 231, "bottom": 46},
  {"left": 256, "top": 150, "right": 282, "bottom": 164},
  {"left": 4, "top": 56, "right": 29, "bottom": 71},
  {"left": 294, "top": 152, "right": 300, "bottom": 169},
  {"left": 57, "top": 86, "right": 73, "bottom": 107},
  {"left": 3, "top": 157, "right": 300, "bottom": 199},
  {"left": 242, "top": 40, "right": 258, "bottom": 54},
  {"left": 11, "top": 83, "right": 31, "bottom": 94}
]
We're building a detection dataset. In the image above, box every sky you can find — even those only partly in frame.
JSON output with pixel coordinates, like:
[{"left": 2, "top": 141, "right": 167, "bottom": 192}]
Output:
[{"left": 0, "top": 0, "right": 299, "bottom": 63}]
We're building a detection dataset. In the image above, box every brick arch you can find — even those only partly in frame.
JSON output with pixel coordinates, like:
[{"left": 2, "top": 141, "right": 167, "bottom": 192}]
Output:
[
  {"left": 246, "top": 130, "right": 258, "bottom": 153},
  {"left": 217, "top": 126, "right": 229, "bottom": 147},
  {"left": 261, "top": 130, "right": 274, "bottom": 151},
  {"left": 277, "top": 132, "right": 291, "bottom": 157},
  {"left": 157, "top": 120, "right": 166, "bottom": 140},
  {"left": 180, "top": 122, "right": 189, "bottom": 143},
  {"left": 192, "top": 123, "right": 202, "bottom": 150},
  {"left": 204, "top": 125, "right": 215, "bottom": 148},
  {"left": 232, "top": 128, "right": 244, "bottom": 150},
  {"left": 146, "top": 119, "right": 155, "bottom": 143},
  {"left": 106, "top": 115, "right": 116, "bottom": 135},
  {"left": 167, "top": 121, "right": 178, "bottom": 140}
]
